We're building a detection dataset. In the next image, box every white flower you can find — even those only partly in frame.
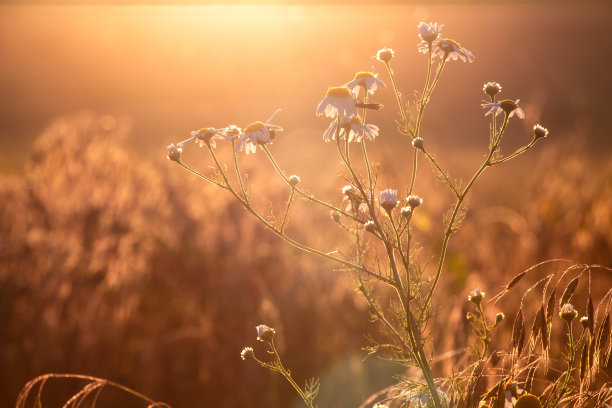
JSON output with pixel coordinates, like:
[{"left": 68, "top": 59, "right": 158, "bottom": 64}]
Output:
[
  {"left": 255, "top": 324, "right": 276, "bottom": 342},
  {"left": 166, "top": 143, "right": 181, "bottom": 162},
  {"left": 235, "top": 121, "right": 282, "bottom": 154},
  {"left": 379, "top": 189, "right": 398, "bottom": 212},
  {"left": 345, "top": 72, "right": 386, "bottom": 97},
  {"left": 433, "top": 38, "right": 475, "bottom": 62},
  {"left": 418, "top": 21, "right": 443, "bottom": 43},
  {"left": 322, "top": 116, "right": 379, "bottom": 143},
  {"left": 316, "top": 86, "right": 357, "bottom": 118},
  {"left": 417, "top": 22, "right": 443, "bottom": 54},
  {"left": 481, "top": 99, "right": 525, "bottom": 119},
  {"left": 221, "top": 125, "right": 243, "bottom": 141}
]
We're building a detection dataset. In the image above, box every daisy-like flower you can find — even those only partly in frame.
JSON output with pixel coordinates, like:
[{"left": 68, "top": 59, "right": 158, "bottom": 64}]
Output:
[
  {"left": 235, "top": 121, "right": 283, "bottom": 154},
  {"left": 375, "top": 47, "right": 395, "bottom": 63},
  {"left": 345, "top": 72, "right": 386, "bottom": 97},
  {"left": 468, "top": 288, "right": 485, "bottom": 305},
  {"left": 433, "top": 38, "right": 475, "bottom": 62},
  {"left": 316, "top": 86, "right": 357, "bottom": 118},
  {"left": 481, "top": 99, "right": 525, "bottom": 119},
  {"left": 417, "top": 22, "right": 443, "bottom": 54},
  {"left": 322, "top": 116, "right": 379, "bottom": 143},
  {"left": 559, "top": 303, "right": 578, "bottom": 322},
  {"left": 221, "top": 124, "right": 243, "bottom": 141},
  {"left": 379, "top": 189, "right": 398, "bottom": 212},
  {"left": 166, "top": 143, "right": 181, "bottom": 162}
]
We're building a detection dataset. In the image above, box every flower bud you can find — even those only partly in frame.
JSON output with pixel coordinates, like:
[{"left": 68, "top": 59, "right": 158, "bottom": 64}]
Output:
[
  {"left": 466, "top": 312, "right": 476, "bottom": 321},
  {"left": 330, "top": 210, "right": 340, "bottom": 223},
  {"left": 580, "top": 316, "right": 589, "bottom": 329},
  {"left": 166, "top": 143, "right": 181, "bottom": 162},
  {"left": 495, "top": 312, "right": 505, "bottom": 324},
  {"left": 400, "top": 206, "right": 413, "bottom": 219},
  {"left": 412, "top": 137, "right": 424, "bottom": 151},
  {"left": 255, "top": 324, "right": 276, "bottom": 342},
  {"left": 559, "top": 303, "right": 578, "bottom": 322},
  {"left": 364, "top": 221, "right": 376, "bottom": 233},
  {"left": 483, "top": 82, "right": 502, "bottom": 98},
  {"left": 289, "top": 175, "right": 300, "bottom": 187},
  {"left": 407, "top": 194, "right": 423, "bottom": 209},
  {"left": 468, "top": 288, "right": 485, "bottom": 305},
  {"left": 240, "top": 347, "right": 254, "bottom": 360},
  {"left": 533, "top": 124, "right": 549, "bottom": 139}
]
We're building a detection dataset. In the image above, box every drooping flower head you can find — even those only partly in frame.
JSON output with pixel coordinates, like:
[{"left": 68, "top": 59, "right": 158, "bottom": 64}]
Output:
[
  {"left": 418, "top": 22, "right": 443, "bottom": 43},
  {"left": 345, "top": 72, "right": 386, "bottom": 97},
  {"left": 379, "top": 189, "right": 398, "bottom": 212},
  {"left": 375, "top": 47, "right": 395, "bottom": 63},
  {"left": 322, "top": 115, "right": 379, "bottom": 143},
  {"left": 434, "top": 38, "right": 475, "bottom": 62},
  {"left": 316, "top": 86, "right": 357, "bottom": 118},
  {"left": 235, "top": 121, "right": 283, "bottom": 155},
  {"left": 481, "top": 99, "right": 525, "bottom": 119},
  {"left": 187, "top": 127, "right": 228, "bottom": 148}
]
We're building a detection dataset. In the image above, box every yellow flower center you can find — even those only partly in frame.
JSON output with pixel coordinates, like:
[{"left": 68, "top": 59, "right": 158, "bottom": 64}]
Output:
[
  {"left": 514, "top": 394, "right": 542, "bottom": 408},
  {"left": 354, "top": 72, "right": 375, "bottom": 80},
  {"left": 439, "top": 38, "right": 460, "bottom": 52},
  {"left": 196, "top": 127, "right": 215, "bottom": 134},
  {"left": 499, "top": 99, "right": 518, "bottom": 112},
  {"left": 326, "top": 86, "right": 352, "bottom": 98},
  {"left": 349, "top": 116, "right": 362, "bottom": 125},
  {"left": 244, "top": 121, "right": 266, "bottom": 133}
]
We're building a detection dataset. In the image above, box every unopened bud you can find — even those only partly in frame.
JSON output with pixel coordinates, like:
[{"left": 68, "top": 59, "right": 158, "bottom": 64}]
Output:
[
  {"left": 483, "top": 82, "right": 502, "bottom": 99},
  {"left": 240, "top": 347, "right": 254, "bottom": 360},
  {"left": 533, "top": 124, "right": 549, "bottom": 140},
  {"left": 364, "top": 221, "right": 376, "bottom": 233},
  {"left": 495, "top": 312, "right": 505, "bottom": 324},
  {"left": 468, "top": 288, "right": 485, "bottom": 305},
  {"left": 376, "top": 47, "right": 395, "bottom": 63},
  {"left": 580, "top": 316, "right": 589, "bottom": 329},
  {"left": 400, "top": 206, "right": 413, "bottom": 218},
  {"left": 289, "top": 175, "right": 300, "bottom": 187},
  {"left": 330, "top": 210, "right": 341, "bottom": 223},
  {"left": 167, "top": 143, "right": 181, "bottom": 162},
  {"left": 412, "top": 137, "right": 424, "bottom": 151},
  {"left": 407, "top": 194, "right": 423, "bottom": 209}
]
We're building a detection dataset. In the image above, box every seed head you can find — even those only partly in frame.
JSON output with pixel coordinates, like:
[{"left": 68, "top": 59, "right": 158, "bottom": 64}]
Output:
[
  {"left": 240, "top": 347, "right": 254, "bottom": 360},
  {"left": 364, "top": 221, "right": 376, "bottom": 233},
  {"left": 407, "top": 194, "right": 423, "bottom": 209},
  {"left": 559, "top": 303, "right": 578, "bottom": 322},
  {"left": 376, "top": 47, "right": 395, "bottom": 63},
  {"left": 166, "top": 143, "right": 181, "bottom": 162},
  {"left": 483, "top": 82, "right": 502, "bottom": 98},
  {"left": 289, "top": 175, "right": 301, "bottom": 187},
  {"left": 255, "top": 324, "right": 276, "bottom": 342},
  {"left": 533, "top": 124, "right": 549, "bottom": 140},
  {"left": 412, "top": 137, "right": 424, "bottom": 151},
  {"left": 468, "top": 288, "right": 485, "bottom": 305}
]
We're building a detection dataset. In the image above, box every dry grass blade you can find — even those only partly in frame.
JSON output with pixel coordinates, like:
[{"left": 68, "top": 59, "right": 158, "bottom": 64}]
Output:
[
  {"left": 587, "top": 296, "right": 594, "bottom": 335},
  {"left": 530, "top": 306, "right": 544, "bottom": 351},
  {"left": 507, "top": 272, "right": 527, "bottom": 292},
  {"left": 540, "top": 307, "right": 550, "bottom": 373},
  {"left": 512, "top": 309, "right": 525, "bottom": 362},
  {"left": 580, "top": 342, "right": 589, "bottom": 387},
  {"left": 560, "top": 276, "right": 580, "bottom": 307}
]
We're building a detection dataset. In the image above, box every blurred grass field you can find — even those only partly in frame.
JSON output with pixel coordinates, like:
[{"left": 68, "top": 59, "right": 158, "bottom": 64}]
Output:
[{"left": 1, "top": 3, "right": 611, "bottom": 408}]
